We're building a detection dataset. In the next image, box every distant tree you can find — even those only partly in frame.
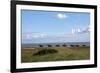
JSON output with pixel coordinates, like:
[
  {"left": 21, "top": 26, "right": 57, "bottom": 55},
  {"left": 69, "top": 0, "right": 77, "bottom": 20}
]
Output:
[
  {"left": 70, "top": 45, "right": 74, "bottom": 47},
  {"left": 48, "top": 45, "right": 52, "bottom": 47},
  {"left": 56, "top": 45, "right": 60, "bottom": 47},
  {"left": 76, "top": 45, "right": 79, "bottom": 47},
  {"left": 62, "top": 44, "right": 67, "bottom": 47},
  {"left": 82, "top": 45, "right": 86, "bottom": 47},
  {"left": 39, "top": 45, "right": 43, "bottom": 47}
]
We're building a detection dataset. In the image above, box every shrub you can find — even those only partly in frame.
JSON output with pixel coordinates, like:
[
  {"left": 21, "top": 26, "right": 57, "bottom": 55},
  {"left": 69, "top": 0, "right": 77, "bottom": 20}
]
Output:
[{"left": 33, "top": 48, "right": 58, "bottom": 56}]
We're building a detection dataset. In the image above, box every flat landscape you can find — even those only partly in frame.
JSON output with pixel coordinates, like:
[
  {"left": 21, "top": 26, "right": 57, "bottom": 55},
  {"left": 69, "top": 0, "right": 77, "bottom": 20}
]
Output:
[{"left": 21, "top": 47, "right": 90, "bottom": 63}]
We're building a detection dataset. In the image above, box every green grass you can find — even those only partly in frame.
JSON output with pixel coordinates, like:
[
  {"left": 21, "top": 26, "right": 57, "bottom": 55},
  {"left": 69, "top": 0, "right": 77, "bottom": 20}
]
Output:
[{"left": 21, "top": 47, "right": 90, "bottom": 63}]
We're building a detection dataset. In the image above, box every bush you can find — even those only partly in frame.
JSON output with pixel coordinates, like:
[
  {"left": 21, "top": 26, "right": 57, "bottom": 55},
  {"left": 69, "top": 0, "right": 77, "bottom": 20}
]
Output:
[{"left": 33, "top": 48, "right": 58, "bottom": 56}]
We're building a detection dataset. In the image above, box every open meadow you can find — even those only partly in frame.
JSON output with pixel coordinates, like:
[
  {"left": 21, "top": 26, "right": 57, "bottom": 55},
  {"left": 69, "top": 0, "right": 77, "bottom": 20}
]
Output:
[{"left": 21, "top": 47, "right": 90, "bottom": 63}]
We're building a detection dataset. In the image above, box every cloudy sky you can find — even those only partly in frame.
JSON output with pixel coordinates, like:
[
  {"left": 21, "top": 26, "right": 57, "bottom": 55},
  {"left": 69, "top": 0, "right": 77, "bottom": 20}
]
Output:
[{"left": 21, "top": 10, "right": 90, "bottom": 44}]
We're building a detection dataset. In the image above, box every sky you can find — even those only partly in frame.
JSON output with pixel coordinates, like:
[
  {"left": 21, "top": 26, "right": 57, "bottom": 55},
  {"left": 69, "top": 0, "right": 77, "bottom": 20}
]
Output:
[{"left": 21, "top": 10, "right": 90, "bottom": 44}]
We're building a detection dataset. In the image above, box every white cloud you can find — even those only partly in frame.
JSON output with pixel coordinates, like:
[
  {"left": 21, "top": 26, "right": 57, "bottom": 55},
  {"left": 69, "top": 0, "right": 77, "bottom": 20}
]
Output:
[
  {"left": 22, "top": 33, "right": 47, "bottom": 39},
  {"left": 32, "top": 35, "right": 39, "bottom": 38},
  {"left": 57, "top": 13, "right": 67, "bottom": 19},
  {"left": 72, "top": 28, "right": 81, "bottom": 34},
  {"left": 81, "top": 27, "right": 90, "bottom": 33},
  {"left": 38, "top": 34, "right": 47, "bottom": 38},
  {"left": 71, "top": 26, "right": 90, "bottom": 34},
  {"left": 22, "top": 33, "right": 32, "bottom": 39}
]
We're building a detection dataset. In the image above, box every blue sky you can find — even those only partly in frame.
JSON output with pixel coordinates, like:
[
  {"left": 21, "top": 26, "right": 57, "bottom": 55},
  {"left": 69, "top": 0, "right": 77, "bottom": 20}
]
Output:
[{"left": 21, "top": 10, "right": 90, "bottom": 43}]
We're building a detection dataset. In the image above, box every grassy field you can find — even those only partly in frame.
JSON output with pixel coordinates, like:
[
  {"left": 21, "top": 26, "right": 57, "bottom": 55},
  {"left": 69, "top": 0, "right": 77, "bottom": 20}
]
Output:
[{"left": 21, "top": 47, "right": 90, "bottom": 63}]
